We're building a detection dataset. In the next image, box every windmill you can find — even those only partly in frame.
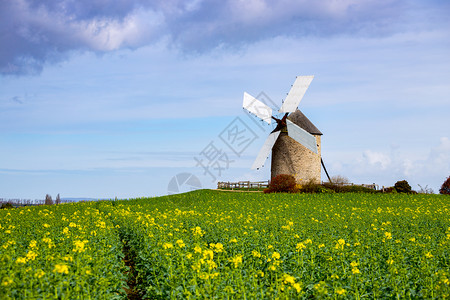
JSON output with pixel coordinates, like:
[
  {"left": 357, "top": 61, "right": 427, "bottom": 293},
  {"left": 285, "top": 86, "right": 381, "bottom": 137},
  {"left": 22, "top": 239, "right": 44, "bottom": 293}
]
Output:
[{"left": 243, "top": 76, "right": 330, "bottom": 183}]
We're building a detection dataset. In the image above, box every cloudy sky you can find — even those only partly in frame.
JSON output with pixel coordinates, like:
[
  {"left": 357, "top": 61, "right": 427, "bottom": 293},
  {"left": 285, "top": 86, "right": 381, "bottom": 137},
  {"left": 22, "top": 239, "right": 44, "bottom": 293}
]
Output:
[{"left": 1, "top": 0, "right": 449, "bottom": 199}]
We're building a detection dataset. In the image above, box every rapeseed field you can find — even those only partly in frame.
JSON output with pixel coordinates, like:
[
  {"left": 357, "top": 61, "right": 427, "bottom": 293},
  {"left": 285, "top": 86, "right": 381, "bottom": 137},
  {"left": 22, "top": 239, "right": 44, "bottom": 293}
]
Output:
[{"left": 1, "top": 190, "right": 449, "bottom": 299}]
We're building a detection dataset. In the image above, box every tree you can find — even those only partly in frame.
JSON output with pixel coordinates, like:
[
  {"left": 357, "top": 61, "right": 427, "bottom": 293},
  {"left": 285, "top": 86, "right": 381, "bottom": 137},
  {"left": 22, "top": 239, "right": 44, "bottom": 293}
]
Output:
[
  {"left": 329, "top": 175, "right": 350, "bottom": 185},
  {"left": 45, "top": 194, "right": 53, "bottom": 205},
  {"left": 394, "top": 180, "right": 412, "bottom": 193},
  {"left": 440, "top": 176, "right": 450, "bottom": 195},
  {"left": 55, "top": 193, "right": 61, "bottom": 205}
]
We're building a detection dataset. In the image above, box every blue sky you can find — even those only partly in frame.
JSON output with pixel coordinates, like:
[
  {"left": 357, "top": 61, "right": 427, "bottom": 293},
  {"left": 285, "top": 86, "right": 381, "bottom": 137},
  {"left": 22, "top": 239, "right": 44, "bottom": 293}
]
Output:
[{"left": 1, "top": 0, "right": 449, "bottom": 199}]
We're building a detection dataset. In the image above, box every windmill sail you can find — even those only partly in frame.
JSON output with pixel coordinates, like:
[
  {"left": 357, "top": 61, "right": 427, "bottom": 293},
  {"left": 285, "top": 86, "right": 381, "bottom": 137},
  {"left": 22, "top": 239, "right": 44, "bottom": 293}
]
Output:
[
  {"left": 279, "top": 76, "right": 314, "bottom": 113},
  {"left": 243, "top": 92, "right": 272, "bottom": 124},
  {"left": 251, "top": 131, "right": 281, "bottom": 169},
  {"left": 286, "top": 120, "right": 318, "bottom": 154}
]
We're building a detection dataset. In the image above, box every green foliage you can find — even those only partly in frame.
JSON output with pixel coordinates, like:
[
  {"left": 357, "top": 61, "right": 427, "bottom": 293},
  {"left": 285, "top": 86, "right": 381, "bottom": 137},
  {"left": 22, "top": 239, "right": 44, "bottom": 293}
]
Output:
[
  {"left": 394, "top": 180, "right": 412, "bottom": 193},
  {"left": 384, "top": 187, "right": 397, "bottom": 193},
  {"left": 440, "top": 176, "right": 450, "bottom": 195},
  {"left": 265, "top": 174, "right": 297, "bottom": 193}
]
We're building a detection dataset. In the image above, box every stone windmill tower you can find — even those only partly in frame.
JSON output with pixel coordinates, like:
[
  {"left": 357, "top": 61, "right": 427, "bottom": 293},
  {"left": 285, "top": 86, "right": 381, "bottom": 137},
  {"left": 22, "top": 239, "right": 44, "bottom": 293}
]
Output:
[
  {"left": 243, "top": 76, "right": 324, "bottom": 183},
  {"left": 271, "top": 109, "right": 322, "bottom": 183}
]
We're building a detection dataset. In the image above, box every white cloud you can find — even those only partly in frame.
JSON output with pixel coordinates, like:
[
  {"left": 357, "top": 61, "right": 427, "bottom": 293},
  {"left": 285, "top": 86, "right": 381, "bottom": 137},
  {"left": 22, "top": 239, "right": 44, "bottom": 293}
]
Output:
[
  {"left": 362, "top": 150, "right": 391, "bottom": 169},
  {"left": 3, "top": 0, "right": 448, "bottom": 75},
  {"left": 331, "top": 137, "right": 450, "bottom": 191}
]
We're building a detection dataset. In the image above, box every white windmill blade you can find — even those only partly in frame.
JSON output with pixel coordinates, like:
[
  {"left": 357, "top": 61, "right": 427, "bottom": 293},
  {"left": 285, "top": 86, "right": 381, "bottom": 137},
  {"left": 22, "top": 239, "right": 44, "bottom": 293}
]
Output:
[
  {"left": 243, "top": 92, "right": 272, "bottom": 124},
  {"left": 251, "top": 131, "right": 281, "bottom": 170},
  {"left": 286, "top": 119, "right": 318, "bottom": 154},
  {"left": 279, "top": 75, "right": 314, "bottom": 113}
]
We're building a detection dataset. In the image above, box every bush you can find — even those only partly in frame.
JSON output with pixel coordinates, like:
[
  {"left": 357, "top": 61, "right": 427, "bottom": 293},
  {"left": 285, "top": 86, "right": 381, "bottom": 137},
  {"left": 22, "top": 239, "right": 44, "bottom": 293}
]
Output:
[
  {"left": 383, "top": 187, "right": 397, "bottom": 193},
  {"left": 417, "top": 184, "right": 434, "bottom": 194},
  {"left": 440, "top": 176, "right": 450, "bottom": 195},
  {"left": 265, "top": 174, "right": 297, "bottom": 193},
  {"left": 296, "top": 179, "right": 332, "bottom": 193},
  {"left": 394, "top": 180, "right": 412, "bottom": 193},
  {"left": 0, "top": 202, "right": 14, "bottom": 209},
  {"left": 346, "top": 185, "right": 378, "bottom": 193}
]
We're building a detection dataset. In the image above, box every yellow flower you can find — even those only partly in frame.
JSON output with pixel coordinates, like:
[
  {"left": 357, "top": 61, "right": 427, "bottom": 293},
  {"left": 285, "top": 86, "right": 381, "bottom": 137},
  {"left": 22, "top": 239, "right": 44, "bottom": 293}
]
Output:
[
  {"left": 29, "top": 240, "right": 37, "bottom": 248},
  {"left": 54, "top": 264, "right": 69, "bottom": 274},
  {"left": 283, "top": 274, "right": 296, "bottom": 285},
  {"left": 293, "top": 283, "right": 302, "bottom": 293},
  {"left": 229, "top": 255, "right": 243, "bottom": 268},
  {"left": 256, "top": 270, "right": 264, "bottom": 277},
  {"left": 191, "top": 226, "right": 204, "bottom": 237},
  {"left": 73, "top": 240, "right": 86, "bottom": 253},
  {"left": 35, "top": 269, "right": 45, "bottom": 278},
  {"left": 206, "top": 259, "right": 217, "bottom": 270},
  {"left": 63, "top": 227, "right": 69, "bottom": 234},
  {"left": 203, "top": 249, "right": 214, "bottom": 260},
  {"left": 272, "top": 252, "right": 281, "bottom": 260},
  {"left": 352, "top": 267, "right": 361, "bottom": 274},
  {"left": 425, "top": 252, "right": 433, "bottom": 258},
  {"left": 350, "top": 261, "right": 359, "bottom": 267},
  {"left": 229, "top": 238, "right": 237, "bottom": 243},
  {"left": 26, "top": 250, "right": 38, "bottom": 261},
  {"left": 335, "top": 239, "right": 345, "bottom": 250},
  {"left": 43, "top": 223, "right": 50, "bottom": 228},
  {"left": 16, "top": 257, "right": 27, "bottom": 264},
  {"left": 69, "top": 222, "right": 77, "bottom": 227},
  {"left": 252, "top": 250, "right": 261, "bottom": 258},
  {"left": 214, "top": 243, "right": 224, "bottom": 253},
  {"left": 335, "top": 287, "right": 346, "bottom": 295},
  {"left": 384, "top": 232, "right": 392, "bottom": 240},
  {"left": 314, "top": 281, "right": 327, "bottom": 294},
  {"left": 386, "top": 259, "right": 394, "bottom": 265},
  {"left": 176, "top": 239, "right": 185, "bottom": 248},
  {"left": 1, "top": 277, "right": 13, "bottom": 286},
  {"left": 194, "top": 245, "right": 202, "bottom": 253},
  {"left": 163, "top": 242, "right": 173, "bottom": 249},
  {"left": 296, "top": 242, "right": 306, "bottom": 251}
]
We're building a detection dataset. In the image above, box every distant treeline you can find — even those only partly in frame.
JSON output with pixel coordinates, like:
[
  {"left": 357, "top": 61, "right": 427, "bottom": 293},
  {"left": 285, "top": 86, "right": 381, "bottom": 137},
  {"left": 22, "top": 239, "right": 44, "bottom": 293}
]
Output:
[{"left": 0, "top": 198, "right": 79, "bottom": 207}]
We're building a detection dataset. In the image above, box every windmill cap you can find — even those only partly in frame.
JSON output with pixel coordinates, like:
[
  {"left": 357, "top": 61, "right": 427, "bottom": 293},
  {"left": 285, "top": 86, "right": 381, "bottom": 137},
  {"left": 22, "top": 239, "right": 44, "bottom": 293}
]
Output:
[{"left": 287, "top": 109, "right": 322, "bottom": 135}]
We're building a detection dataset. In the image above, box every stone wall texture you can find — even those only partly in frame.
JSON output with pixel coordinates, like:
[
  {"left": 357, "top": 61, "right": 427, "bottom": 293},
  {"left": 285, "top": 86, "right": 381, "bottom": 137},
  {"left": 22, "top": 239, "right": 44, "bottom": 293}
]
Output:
[{"left": 271, "top": 132, "right": 321, "bottom": 184}]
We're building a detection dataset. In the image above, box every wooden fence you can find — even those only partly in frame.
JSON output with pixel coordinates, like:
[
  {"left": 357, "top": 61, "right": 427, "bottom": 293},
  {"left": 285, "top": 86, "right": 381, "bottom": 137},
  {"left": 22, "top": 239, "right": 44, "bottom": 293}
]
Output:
[
  {"left": 324, "top": 182, "right": 379, "bottom": 190},
  {"left": 217, "top": 181, "right": 269, "bottom": 190},
  {"left": 217, "top": 181, "right": 379, "bottom": 191}
]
